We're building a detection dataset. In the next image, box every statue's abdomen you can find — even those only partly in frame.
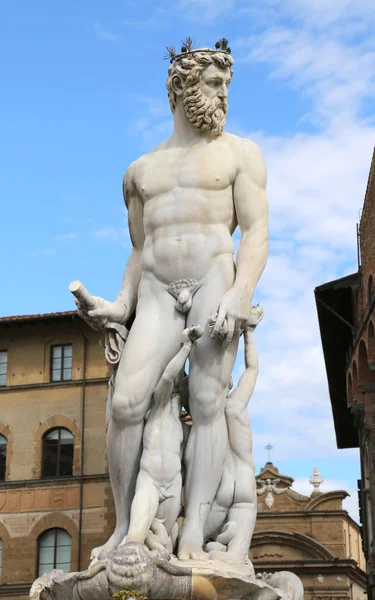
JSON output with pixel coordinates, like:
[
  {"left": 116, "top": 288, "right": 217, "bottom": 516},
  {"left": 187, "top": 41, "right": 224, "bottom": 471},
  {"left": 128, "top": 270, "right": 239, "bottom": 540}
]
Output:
[{"left": 141, "top": 188, "right": 235, "bottom": 282}]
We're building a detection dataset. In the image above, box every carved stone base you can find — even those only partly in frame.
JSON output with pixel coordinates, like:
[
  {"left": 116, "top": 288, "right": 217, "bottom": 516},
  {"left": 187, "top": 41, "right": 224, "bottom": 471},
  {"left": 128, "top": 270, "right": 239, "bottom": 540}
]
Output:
[{"left": 30, "top": 543, "right": 303, "bottom": 600}]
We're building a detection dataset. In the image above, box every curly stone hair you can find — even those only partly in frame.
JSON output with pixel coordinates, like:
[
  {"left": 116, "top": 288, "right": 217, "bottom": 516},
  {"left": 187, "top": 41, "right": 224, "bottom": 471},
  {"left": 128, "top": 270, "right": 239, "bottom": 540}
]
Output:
[{"left": 166, "top": 49, "right": 234, "bottom": 113}]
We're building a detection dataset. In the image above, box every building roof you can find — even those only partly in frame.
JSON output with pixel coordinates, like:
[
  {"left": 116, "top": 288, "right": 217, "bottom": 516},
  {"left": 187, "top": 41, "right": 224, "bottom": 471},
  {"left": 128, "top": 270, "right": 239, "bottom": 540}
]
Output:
[
  {"left": 315, "top": 272, "right": 359, "bottom": 448},
  {"left": 257, "top": 461, "right": 294, "bottom": 486},
  {"left": 0, "top": 310, "right": 77, "bottom": 324}
]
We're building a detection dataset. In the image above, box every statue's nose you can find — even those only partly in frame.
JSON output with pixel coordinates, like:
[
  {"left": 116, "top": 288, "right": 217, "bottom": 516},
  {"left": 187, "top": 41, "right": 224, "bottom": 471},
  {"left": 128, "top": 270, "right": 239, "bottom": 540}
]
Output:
[{"left": 218, "top": 85, "right": 228, "bottom": 99}]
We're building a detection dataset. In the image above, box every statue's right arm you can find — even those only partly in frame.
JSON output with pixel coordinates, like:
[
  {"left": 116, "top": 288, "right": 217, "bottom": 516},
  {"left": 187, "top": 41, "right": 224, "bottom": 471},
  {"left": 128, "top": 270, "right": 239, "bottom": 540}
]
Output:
[
  {"left": 80, "top": 162, "right": 145, "bottom": 327},
  {"left": 115, "top": 162, "right": 145, "bottom": 317}
]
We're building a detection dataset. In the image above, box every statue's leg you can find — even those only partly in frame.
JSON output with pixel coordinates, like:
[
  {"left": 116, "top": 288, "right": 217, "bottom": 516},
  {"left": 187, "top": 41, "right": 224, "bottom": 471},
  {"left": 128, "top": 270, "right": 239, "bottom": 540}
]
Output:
[
  {"left": 212, "top": 333, "right": 258, "bottom": 564},
  {"left": 225, "top": 411, "right": 257, "bottom": 563},
  {"left": 92, "top": 277, "right": 185, "bottom": 559},
  {"left": 225, "top": 457, "right": 256, "bottom": 562},
  {"left": 204, "top": 464, "right": 234, "bottom": 543},
  {"left": 157, "top": 473, "right": 183, "bottom": 535},
  {"left": 126, "top": 470, "right": 159, "bottom": 544},
  {"left": 209, "top": 454, "right": 256, "bottom": 568},
  {"left": 178, "top": 266, "right": 239, "bottom": 561}
]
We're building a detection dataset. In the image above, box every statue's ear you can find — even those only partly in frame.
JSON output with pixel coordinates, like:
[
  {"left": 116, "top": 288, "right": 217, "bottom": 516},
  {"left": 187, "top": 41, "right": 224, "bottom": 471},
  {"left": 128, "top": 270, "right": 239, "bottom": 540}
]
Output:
[{"left": 170, "top": 74, "right": 184, "bottom": 97}]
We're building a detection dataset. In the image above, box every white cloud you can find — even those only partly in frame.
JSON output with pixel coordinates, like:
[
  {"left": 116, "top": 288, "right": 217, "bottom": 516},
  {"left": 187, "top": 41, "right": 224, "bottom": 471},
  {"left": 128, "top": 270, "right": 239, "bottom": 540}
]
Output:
[
  {"left": 227, "top": 2, "right": 375, "bottom": 474},
  {"left": 282, "top": 0, "right": 375, "bottom": 31},
  {"left": 92, "top": 227, "right": 118, "bottom": 240},
  {"left": 239, "top": 32, "right": 375, "bottom": 123},
  {"left": 56, "top": 232, "right": 78, "bottom": 241},
  {"left": 177, "top": 0, "right": 235, "bottom": 20},
  {"left": 125, "top": 95, "right": 173, "bottom": 151},
  {"left": 91, "top": 226, "right": 131, "bottom": 248},
  {"left": 94, "top": 23, "right": 119, "bottom": 42},
  {"left": 126, "top": 94, "right": 171, "bottom": 120},
  {"left": 31, "top": 232, "right": 79, "bottom": 257},
  {"left": 234, "top": 0, "right": 375, "bottom": 126},
  {"left": 123, "top": 13, "right": 171, "bottom": 31},
  {"left": 31, "top": 246, "right": 56, "bottom": 257}
]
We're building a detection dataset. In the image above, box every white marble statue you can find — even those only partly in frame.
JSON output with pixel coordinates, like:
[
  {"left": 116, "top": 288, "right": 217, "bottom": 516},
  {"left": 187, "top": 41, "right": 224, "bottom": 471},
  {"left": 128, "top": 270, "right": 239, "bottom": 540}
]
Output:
[{"left": 73, "top": 39, "right": 269, "bottom": 563}]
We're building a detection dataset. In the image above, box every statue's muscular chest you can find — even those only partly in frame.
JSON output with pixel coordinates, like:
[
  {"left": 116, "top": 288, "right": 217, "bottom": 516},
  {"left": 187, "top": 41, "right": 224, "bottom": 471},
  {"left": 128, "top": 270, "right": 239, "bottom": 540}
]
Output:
[{"left": 136, "top": 144, "right": 237, "bottom": 200}]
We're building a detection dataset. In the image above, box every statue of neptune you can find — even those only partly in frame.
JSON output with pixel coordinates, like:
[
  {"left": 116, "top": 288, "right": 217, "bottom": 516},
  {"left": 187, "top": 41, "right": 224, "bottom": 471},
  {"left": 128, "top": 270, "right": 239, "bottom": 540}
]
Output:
[{"left": 75, "top": 40, "right": 269, "bottom": 562}]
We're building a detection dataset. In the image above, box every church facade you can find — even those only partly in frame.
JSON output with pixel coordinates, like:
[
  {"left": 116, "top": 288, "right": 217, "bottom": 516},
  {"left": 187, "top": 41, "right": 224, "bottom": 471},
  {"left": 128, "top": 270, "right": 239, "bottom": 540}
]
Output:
[{"left": 253, "top": 462, "right": 366, "bottom": 600}]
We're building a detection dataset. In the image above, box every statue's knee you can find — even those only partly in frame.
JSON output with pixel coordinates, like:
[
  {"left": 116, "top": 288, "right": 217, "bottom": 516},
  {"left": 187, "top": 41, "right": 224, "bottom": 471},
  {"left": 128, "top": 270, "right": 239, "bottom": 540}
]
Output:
[{"left": 112, "top": 392, "right": 145, "bottom": 425}]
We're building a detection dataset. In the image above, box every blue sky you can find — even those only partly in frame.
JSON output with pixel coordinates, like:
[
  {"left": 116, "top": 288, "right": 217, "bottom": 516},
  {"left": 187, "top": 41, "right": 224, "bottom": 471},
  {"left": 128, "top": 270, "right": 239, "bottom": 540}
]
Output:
[{"left": 1, "top": 0, "right": 375, "bottom": 520}]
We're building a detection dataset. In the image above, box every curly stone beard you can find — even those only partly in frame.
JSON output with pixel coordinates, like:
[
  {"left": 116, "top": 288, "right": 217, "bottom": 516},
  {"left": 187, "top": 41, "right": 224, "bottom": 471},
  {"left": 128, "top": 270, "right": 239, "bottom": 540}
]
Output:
[{"left": 183, "top": 82, "right": 228, "bottom": 136}]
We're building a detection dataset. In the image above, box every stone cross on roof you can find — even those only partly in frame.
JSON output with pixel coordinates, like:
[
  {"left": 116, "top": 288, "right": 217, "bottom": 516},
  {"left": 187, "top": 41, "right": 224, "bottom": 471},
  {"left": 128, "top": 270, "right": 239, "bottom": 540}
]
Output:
[{"left": 265, "top": 443, "right": 273, "bottom": 462}]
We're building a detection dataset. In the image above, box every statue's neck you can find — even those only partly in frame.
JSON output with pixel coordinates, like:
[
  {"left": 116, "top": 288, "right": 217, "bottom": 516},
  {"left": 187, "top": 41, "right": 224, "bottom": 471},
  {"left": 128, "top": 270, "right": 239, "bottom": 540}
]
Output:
[{"left": 169, "top": 102, "right": 211, "bottom": 147}]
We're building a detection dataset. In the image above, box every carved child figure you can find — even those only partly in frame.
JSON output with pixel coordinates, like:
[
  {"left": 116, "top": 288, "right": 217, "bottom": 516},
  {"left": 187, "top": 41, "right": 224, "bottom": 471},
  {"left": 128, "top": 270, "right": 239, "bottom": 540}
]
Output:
[{"left": 204, "top": 306, "right": 263, "bottom": 567}]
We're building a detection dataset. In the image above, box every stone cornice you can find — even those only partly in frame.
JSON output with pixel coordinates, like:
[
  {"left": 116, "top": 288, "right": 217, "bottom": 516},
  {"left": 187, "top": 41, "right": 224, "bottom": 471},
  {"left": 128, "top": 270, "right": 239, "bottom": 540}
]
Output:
[
  {"left": 0, "top": 472, "right": 109, "bottom": 490},
  {"left": 304, "top": 490, "right": 349, "bottom": 511},
  {"left": 0, "top": 377, "right": 109, "bottom": 392},
  {"left": 0, "top": 583, "right": 32, "bottom": 596},
  {"left": 256, "top": 508, "right": 361, "bottom": 531}
]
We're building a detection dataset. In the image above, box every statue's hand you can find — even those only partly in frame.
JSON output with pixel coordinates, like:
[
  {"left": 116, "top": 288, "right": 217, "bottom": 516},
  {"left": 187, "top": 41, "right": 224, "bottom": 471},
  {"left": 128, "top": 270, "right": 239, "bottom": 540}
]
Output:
[
  {"left": 182, "top": 325, "right": 204, "bottom": 346},
  {"left": 211, "top": 284, "right": 251, "bottom": 344},
  {"left": 76, "top": 297, "right": 128, "bottom": 331}
]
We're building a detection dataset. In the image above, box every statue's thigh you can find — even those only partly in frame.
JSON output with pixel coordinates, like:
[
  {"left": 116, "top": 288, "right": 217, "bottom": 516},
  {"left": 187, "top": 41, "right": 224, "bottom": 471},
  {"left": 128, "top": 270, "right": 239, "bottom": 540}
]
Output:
[
  {"left": 232, "top": 460, "right": 256, "bottom": 503},
  {"left": 115, "top": 297, "right": 185, "bottom": 399}
]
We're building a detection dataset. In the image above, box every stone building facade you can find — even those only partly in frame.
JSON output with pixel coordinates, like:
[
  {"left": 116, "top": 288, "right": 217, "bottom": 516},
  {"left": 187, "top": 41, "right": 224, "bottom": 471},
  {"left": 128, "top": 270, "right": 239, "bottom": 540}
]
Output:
[
  {"left": 0, "top": 311, "right": 113, "bottom": 599},
  {"left": 315, "top": 147, "right": 375, "bottom": 599},
  {"left": 0, "top": 310, "right": 368, "bottom": 599},
  {"left": 253, "top": 462, "right": 366, "bottom": 600}
]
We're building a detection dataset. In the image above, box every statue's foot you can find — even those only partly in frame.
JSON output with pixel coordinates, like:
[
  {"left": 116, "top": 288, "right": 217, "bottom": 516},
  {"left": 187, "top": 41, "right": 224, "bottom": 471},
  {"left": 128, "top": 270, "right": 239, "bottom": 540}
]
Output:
[
  {"left": 178, "top": 548, "right": 209, "bottom": 561},
  {"left": 178, "top": 535, "right": 209, "bottom": 561},
  {"left": 89, "top": 529, "right": 126, "bottom": 566}
]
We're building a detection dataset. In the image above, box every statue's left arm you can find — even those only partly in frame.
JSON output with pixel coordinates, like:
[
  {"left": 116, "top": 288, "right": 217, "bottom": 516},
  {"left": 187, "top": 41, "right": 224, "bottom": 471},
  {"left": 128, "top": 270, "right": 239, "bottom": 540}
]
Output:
[{"left": 212, "top": 140, "right": 268, "bottom": 343}]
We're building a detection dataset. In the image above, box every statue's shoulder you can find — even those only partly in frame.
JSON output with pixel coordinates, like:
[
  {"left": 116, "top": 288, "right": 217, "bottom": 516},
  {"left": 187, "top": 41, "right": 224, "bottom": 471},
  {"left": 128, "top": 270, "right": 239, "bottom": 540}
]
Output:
[
  {"left": 223, "top": 134, "right": 267, "bottom": 185},
  {"left": 223, "top": 132, "right": 264, "bottom": 157},
  {"left": 148, "top": 139, "right": 170, "bottom": 154},
  {"left": 125, "top": 140, "right": 170, "bottom": 178}
]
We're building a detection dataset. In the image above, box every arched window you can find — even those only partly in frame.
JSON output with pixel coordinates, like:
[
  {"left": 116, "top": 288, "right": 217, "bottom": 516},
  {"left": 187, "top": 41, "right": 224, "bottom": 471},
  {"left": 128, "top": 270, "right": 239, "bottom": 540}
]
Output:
[
  {"left": 0, "top": 539, "right": 2, "bottom": 581},
  {"left": 353, "top": 361, "right": 358, "bottom": 392},
  {"left": 358, "top": 339, "right": 375, "bottom": 382},
  {"left": 42, "top": 428, "right": 74, "bottom": 478},
  {"left": 347, "top": 372, "right": 353, "bottom": 404},
  {"left": 369, "top": 275, "right": 374, "bottom": 301},
  {"left": 37, "top": 529, "right": 71, "bottom": 576},
  {"left": 0, "top": 435, "right": 7, "bottom": 481}
]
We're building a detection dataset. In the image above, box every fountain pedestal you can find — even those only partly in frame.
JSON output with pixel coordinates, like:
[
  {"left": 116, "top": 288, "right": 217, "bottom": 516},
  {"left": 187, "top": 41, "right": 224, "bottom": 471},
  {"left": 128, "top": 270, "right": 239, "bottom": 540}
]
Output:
[{"left": 30, "top": 543, "right": 303, "bottom": 600}]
